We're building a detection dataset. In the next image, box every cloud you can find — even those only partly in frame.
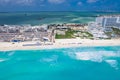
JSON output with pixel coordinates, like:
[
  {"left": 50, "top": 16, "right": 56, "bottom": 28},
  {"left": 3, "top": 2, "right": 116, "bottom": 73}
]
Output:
[
  {"left": 15, "top": 0, "right": 34, "bottom": 5},
  {"left": 0, "top": 0, "right": 66, "bottom": 6},
  {"left": 0, "top": 0, "right": 34, "bottom": 6},
  {"left": 77, "top": 2, "right": 82, "bottom": 6},
  {"left": 87, "top": 0, "right": 98, "bottom": 3},
  {"left": 48, "top": 0, "right": 65, "bottom": 4},
  {"left": 0, "top": 0, "right": 10, "bottom": 3}
]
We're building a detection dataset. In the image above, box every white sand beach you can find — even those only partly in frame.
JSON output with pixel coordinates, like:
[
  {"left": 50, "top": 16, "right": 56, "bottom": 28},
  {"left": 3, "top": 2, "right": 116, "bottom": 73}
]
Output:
[{"left": 0, "top": 39, "right": 120, "bottom": 51}]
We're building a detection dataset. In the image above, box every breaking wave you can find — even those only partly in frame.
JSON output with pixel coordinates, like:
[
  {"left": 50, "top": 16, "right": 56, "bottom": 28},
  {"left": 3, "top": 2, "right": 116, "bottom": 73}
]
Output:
[
  {"left": 0, "top": 58, "right": 7, "bottom": 62},
  {"left": 8, "top": 51, "right": 15, "bottom": 56},
  {"left": 105, "top": 60, "right": 118, "bottom": 70},
  {"left": 67, "top": 51, "right": 120, "bottom": 69},
  {"left": 75, "top": 51, "right": 120, "bottom": 62},
  {"left": 40, "top": 55, "right": 58, "bottom": 63}
]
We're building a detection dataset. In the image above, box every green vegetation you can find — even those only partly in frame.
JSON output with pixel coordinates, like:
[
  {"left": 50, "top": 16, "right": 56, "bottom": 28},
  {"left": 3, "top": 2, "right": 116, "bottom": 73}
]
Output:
[
  {"left": 79, "top": 31, "right": 93, "bottom": 39},
  {"left": 105, "top": 27, "right": 120, "bottom": 38},
  {"left": 105, "top": 32, "right": 112, "bottom": 37},
  {"left": 112, "top": 27, "right": 120, "bottom": 35},
  {"left": 55, "top": 29, "right": 93, "bottom": 39},
  {"left": 83, "top": 32, "right": 93, "bottom": 38},
  {"left": 55, "top": 29, "right": 75, "bottom": 39},
  {"left": 73, "top": 31, "right": 93, "bottom": 39}
]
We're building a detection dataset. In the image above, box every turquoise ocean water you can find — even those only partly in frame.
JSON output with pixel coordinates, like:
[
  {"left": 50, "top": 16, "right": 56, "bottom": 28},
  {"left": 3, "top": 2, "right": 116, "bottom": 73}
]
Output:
[
  {"left": 0, "top": 46, "right": 120, "bottom": 80},
  {"left": 0, "top": 12, "right": 120, "bottom": 25}
]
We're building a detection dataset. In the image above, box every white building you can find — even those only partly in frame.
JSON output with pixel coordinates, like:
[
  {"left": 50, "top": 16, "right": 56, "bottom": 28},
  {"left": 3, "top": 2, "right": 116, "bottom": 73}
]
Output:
[
  {"left": 88, "top": 22, "right": 108, "bottom": 39},
  {"left": 96, "top": 16, "right": 120, "bottom": 32}
]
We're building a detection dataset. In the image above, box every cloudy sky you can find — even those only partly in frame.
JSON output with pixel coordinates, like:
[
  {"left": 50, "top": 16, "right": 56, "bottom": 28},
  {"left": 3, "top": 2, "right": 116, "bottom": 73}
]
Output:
[{"left": 0, "top": 0, "right": 120, "bottom": 12}]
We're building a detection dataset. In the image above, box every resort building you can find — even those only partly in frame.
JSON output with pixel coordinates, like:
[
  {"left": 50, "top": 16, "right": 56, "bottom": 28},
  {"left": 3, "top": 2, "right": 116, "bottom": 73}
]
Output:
[
  {"left": 65, "top": 23, "right": 88, "bottom": 31},
  {"left": 88, "top": 22, "right": 108, "bottom": 39},
  {"left": 48, "top": 23, "right": 87, "bottom": 31},
  {"left": 88, "top": 15, "right": 120, "bottom": 39},
  {"left": 0, "top": 25, "right": 54, "bottom": 42},
  {"left": 96, "top": 16, "right": 120, "bottom": 32}
]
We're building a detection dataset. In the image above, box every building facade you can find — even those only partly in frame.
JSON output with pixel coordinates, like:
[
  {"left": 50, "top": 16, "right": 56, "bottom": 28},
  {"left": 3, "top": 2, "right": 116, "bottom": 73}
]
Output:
[
  {"left": 96, "top": 16, "right": 120, "bottom": 32},
  {"left": 0, "top": 25, "right": 54, "bottom": 42}
]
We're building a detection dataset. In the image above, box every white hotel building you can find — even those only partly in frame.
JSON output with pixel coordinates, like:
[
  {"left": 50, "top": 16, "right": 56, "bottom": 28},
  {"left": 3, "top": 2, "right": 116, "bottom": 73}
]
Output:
[{"left": 96, "top": 16, "right": 120, "bottom": 32}]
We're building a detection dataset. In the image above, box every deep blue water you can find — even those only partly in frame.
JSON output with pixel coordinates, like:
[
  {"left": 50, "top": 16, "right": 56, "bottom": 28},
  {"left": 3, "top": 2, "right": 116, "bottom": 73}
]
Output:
[
  {"left": 0, "top": 46, "right": 120, "bottom": 80},
  {"left": 0, "top": 12, "right": 120, "bottom": 25}
]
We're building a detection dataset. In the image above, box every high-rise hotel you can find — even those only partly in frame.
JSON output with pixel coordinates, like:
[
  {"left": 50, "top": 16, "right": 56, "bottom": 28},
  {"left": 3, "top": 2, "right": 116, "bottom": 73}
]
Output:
[{"left": 96, "top": 16, "right": 120, "bottom": 32}]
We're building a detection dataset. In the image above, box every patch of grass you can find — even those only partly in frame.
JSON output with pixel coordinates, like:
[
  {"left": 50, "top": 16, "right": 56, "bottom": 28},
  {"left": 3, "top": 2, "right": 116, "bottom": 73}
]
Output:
[
  {"left": 55, "top": 29, "right": 75, "bottom": 39},
  {"left": 55, "top": 29, "right": 94, "bottom": 39},
  {"left": 79, "top": 31, "right": 93, "bottom": 39},
  {"left": 105, "top": 32, "right": 112, "bottom": 37},
  {"left": 112, "top": 27, "right": 120, "bottom": 35},
  {"left": 84, "top": 32, "right": 93, "bottom": 38}
]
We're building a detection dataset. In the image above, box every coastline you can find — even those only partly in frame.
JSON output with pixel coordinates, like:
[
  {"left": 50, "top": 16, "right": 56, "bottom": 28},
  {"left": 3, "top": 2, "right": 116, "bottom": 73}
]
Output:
[{"left": 0, "top": 39, "right": 120, "bottom": 51}]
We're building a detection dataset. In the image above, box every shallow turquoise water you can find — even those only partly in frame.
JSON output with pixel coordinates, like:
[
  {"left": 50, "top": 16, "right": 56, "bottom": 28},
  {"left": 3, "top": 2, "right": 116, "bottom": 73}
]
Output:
[
  {"left": 0, "top": 12, "right": 120, "bottom": 25},
  {"left": 0, "top": 46, "right": 120, "bottom": 80}
]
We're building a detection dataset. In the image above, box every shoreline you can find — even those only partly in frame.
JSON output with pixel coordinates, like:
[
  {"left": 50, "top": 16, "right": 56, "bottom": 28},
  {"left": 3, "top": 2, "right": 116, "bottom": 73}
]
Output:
[
  {"left": 0, "top": 39, "right": 120, "bottom": 51},
  {"left": 2, "top": 44, "right": 120, "bottom": 52}
]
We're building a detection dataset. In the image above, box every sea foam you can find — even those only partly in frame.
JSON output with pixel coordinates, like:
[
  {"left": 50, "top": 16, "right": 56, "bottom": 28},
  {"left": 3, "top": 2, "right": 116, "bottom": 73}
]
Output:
[
  {"left": 40, "top": 55, "right": 58, "bottom": 63},
  {"left": 0, "top": 58, "right": 6, "bottom": 62},
  {"left": 105, "top": 60, "right": 119, "bottom": 69},
  {"left": 8, "top": 51, "right": 15, "bottom": 56},
  {"left": 73, "top": 51, "right": 120, "bottom": 69},
  {"left": 75, "top": 51, "right": 120, "bottom": 62}
]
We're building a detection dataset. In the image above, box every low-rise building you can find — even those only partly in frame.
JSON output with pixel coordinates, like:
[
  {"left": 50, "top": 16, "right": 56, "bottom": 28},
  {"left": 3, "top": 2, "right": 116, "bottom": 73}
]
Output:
[
  {"left": 88, "top": 22, "right": 108, "bottom": 39},
  {"left": 0, "top": 25, "right": 54, "bottom": 42}
]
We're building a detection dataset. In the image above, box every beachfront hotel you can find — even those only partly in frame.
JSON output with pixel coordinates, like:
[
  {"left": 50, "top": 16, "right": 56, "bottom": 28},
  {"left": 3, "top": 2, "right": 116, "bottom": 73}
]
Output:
[
  {"left": 88, "top": 15, "right": 120, "bottom": 39},
  {"left": 96, "top": 15, "right": 120, "bottom": 32},
  {"left": 88, "top": 22, "right": 108, "bottom": 39}
]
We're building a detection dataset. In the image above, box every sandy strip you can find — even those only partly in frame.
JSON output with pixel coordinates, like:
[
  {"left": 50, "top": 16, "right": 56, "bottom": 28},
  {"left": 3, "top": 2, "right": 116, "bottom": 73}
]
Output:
[{"left": 0, "top": 39, "right": 120, "bottom": 51}]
